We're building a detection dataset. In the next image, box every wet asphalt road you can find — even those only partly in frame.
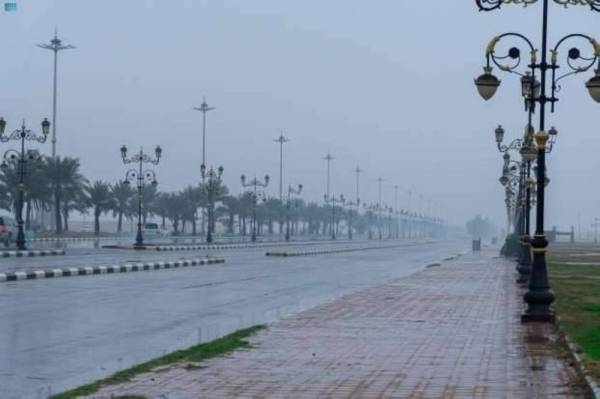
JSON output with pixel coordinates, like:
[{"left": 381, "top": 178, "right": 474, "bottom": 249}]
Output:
[{"left": 0, "top": 239, "right": 467, "bottom": 399}]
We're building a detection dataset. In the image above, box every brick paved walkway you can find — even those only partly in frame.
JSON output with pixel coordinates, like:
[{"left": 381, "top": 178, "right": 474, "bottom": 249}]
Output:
[{"left": 95, "top": 251, "right": 587, "bottom": 398}]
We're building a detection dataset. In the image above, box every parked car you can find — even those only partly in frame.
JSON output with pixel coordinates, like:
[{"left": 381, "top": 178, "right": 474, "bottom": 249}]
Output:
[{"left": 143, "top": 223, "right": 169, "bottom": 237}]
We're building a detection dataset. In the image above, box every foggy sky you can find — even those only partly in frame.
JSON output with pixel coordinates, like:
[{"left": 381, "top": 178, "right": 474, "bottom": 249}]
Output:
[{"left": 0, "top": 0, "right": 599, "bottom": 230}]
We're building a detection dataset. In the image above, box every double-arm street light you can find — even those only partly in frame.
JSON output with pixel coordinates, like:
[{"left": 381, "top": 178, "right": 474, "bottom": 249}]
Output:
[
  {"left": 324, "top": 193, "right": 345, "bottom": 240},
  {"left": 241, "top": 174, "right": 269, "bottom": 242},
  {"left": 285, "top": 183, "right": 303, "bottom": 241},
  {"left": 474, "top": 0, "right": 600, "bottom": 322},
  {"left": 121, "top": 145, "right": 162, "bottom": 249},
  {"left": 0, "top": 118, "right": 50, "bottom": 250},
  {"left": 201, "top": 164, "right": 223, "bottom": 243}
]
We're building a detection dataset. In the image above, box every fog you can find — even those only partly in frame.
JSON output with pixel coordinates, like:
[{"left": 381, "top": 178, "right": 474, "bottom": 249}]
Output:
[{"left": 0, "top": 1, "right": 598, "bottom": 229}]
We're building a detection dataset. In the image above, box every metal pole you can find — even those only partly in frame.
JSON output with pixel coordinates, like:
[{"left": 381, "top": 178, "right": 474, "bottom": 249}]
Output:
[
  {"left": 38, "top": 30, "right": 74, "bottom": 158},
  {"left": 323, "top": 153, "right": 334, "bottom": 237},
  {"left": 193, "top": 98, "right": 215, "bottom": 235},
  {"left": 252, "top": 183, "right": 257, "bottom": 242},
  {"left": 51, "top": 47, "right": 57, "bottom": 158},
  {"left": 135, "top": 154, "right": 144, "bottom": 248},
  {"left": 394, "top": 185, "right": 399, "bottom": 239},
  {"left": 16, "top": 129, "right": 26, "bottom": 250},
  {"left": 523, "top": 0, "right": 555, "bottom": 323},
  {"left": 377, "top": 178, "right": 383, "bottom": 240}
]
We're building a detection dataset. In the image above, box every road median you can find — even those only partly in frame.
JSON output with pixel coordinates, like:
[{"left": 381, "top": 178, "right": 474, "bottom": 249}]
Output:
[{"left": 0, "top": 257, "right": 224, "bottom": 283}]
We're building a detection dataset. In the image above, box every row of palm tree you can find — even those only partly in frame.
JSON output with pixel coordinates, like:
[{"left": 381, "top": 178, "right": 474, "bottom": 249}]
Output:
[{"left": 0, "top": 154, "right": 440, "bottom": 237}]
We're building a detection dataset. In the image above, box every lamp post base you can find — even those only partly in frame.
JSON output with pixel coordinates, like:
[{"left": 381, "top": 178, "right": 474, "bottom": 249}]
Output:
[
  {"left": 516, "top": 236, "right": 532, "bottom": 284},
  {"left": 521, "top": 312, "right": 556, "bottom": 323},
  {"left": 522, "top": 235, "right": 555, "bottom": 323},
  {"left": 16, "top": 225, "right": 26, "bottom": 251}
]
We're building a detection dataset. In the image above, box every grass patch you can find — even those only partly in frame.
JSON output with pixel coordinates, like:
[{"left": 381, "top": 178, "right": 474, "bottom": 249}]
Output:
[
  {"left": 50, "top": 325, "right": 266, "bottom": 399},
  {"left": 549, "top": 244, "right": 600, "bottom": 379}
]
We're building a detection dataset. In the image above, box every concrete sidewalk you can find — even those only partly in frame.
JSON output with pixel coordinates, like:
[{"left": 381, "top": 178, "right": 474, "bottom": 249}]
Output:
[{"left": 95, "top": 251, "right": 588, "bottom": 398}]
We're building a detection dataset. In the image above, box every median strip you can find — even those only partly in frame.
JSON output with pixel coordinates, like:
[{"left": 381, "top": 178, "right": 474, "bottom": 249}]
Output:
[
  {"left": 0, "top": 249, "right": 66, "bottom": 258},
  {"left": 0, "top": 257, "right": 224, "bottom": 283}
]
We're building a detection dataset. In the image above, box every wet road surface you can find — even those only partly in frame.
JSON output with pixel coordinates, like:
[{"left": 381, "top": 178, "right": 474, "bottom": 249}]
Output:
[{"left": 0, "top": 239, "right": 467, "bottom": 399}]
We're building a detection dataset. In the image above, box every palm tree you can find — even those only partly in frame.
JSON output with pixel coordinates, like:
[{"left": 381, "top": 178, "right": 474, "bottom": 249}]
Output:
[
  {"left": 111, "top": 181, "right": 134, "bottom": 233},
  {"left": 151, "top": 192, "right": 171, "bottom": 229},
  {"left": 44, "top": 157, "right": 87, "bottom": 234},
  {"left": 141, "top": 184, "right": 158, "bottom": 224},
  {"left": 219, "top": 195, "right": 240, "bottom": 234},
  {"left": 86, "top": 181, "right": 115, "bottom": 236},
  {"left": 181, "top": 185, "right": 202, "bottom": 235}
]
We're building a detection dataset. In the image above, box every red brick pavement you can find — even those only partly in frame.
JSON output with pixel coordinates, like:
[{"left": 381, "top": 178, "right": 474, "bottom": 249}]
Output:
[{"left": 95, "top": 251, "right": 588, "bottom": 398}]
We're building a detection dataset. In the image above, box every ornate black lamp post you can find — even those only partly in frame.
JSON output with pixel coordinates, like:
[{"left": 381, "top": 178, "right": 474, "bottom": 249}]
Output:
[
  {"left": 285, "top": 183, "right": 302, "bottom": 241},
  {"left": 474, "top": 0, "right": 599, "bottom": 322},
  {"left": 363, "top": 203, "right": 380, "bottom": 240},
  {"left": 241, "top": 174, "right": 269, "bottom": 242},
  {"left": 345, "top": 198, "right": 360, "bottom": 240},
  {"left": 324, "top": 193, "right": 345, "bottom": 240},
  {"left": 121, "top": 145, "right": 161, "bottom": 249},
  {"left": 385, "top": 206, "right": 394, "bottom": 239},
  {"left": 499, "top": 156, "right": 520, "bottom": 234},
  {"left": 496, "top": 124, "right": 543, "bottom": 283},
  {"left": 201, "top": 164, "right": 223, "bottom": 243},
  {"left": 0, "top": 118, "right": 50, "bottom": 250}
]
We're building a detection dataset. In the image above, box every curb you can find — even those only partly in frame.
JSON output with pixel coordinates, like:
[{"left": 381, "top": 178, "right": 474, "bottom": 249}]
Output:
[
  {"left": 0, "top": 249, "right": 66, "bottom": 258},
  {"left": 0, "top": 257, "right": 224, "bottom": 283},
  {"left": 265, "top": 243, "right": 412, "bottom": 257},
  {"left": 103, "top": 244, "right": 263, "bottom": 251},
  {"left": 28, "top": 237, "right": 116, "bottom": 242},
  {"left": 154, "top": 244, "right": 252, "bottom": 251},
  {"left": 565, "top": 337, "right": 600, "bottom": 398},
  {"left": 556, "top": 317, "right": 600, "bottom": 398}
]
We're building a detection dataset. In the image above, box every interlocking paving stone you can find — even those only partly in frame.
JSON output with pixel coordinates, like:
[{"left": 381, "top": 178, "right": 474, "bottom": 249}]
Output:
[{"left": 95, "top": 251, "right": 587, "bottom": 398}]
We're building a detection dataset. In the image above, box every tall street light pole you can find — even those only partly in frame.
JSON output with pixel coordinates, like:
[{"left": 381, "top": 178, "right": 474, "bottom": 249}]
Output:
[
  {"left": 592, "top": 217, "right": 600, "bottom": 244},
  {"left": 474, "top": 0, "right": 600, "bottom": 322},
  {"left": 377, "top": 177, "right": 384, "bottom": 240},
  {"left": 193, "top": 97, "right": 215, "bottom": 235},
  {"left": 37, "top": 30, "right": 75, "bottom": 159},
  {"left": 407, "top": 190, "right": 413, "bottom": 239},
  {"left": 394, "top": 185, "right": 399, "bottom": 239},
  {"left": 354, "top": 166, "right": 363, "bottom": 204},
  {"left": 352, "top": 166, "right": 363, "bottom": 239},
  {"left": 274, "top": 133, "right": 290, "bottom": 203},
  {"left": 323, "top": 152, "right": 334, "bottom": 238},
  {"left": 193, "top": 97, "right": 215, "bottom": 170},
  {"left": 274, "top": 133, "right": 290, "bottom": 237}
]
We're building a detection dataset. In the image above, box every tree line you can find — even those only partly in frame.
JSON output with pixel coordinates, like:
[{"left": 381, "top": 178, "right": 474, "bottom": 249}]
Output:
[{"left": 0, "top": 155, "right": 440, "bottom": 237}]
